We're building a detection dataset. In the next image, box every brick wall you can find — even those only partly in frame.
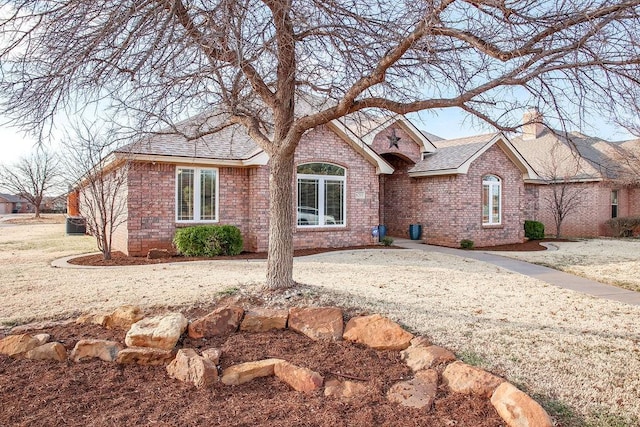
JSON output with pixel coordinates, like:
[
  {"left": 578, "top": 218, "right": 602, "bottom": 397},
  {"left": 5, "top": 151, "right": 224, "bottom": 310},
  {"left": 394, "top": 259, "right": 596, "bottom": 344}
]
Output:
[
  {"left": 390, "top": 144, "right": 525, "bottom": 248},
  {"left": 527, "top": 182, "right": 622, "bottom": 237},
  {"left": 382, "top": 155, "right": 416, "bottom": 238},
  {"left": 370, "top": 126, "right": 422, "bottom": 163}
]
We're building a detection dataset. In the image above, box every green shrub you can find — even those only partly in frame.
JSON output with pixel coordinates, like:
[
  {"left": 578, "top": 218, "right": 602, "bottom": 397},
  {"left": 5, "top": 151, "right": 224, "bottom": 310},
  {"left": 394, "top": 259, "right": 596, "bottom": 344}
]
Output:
[
  {"left": 524, "top": 220, "right": 545, "bottom": 240},
  {"left": 173, "top": 225, "right": 243, "bottom": 257},
  {"left": 460, "top": 239, "right": 474, "bottom": 249},
  {"left": 605, "top": 216, "right": 640, "bottom": 237},
  {"left": 381, "top": 236, "right": 394, "bottom": 246}
]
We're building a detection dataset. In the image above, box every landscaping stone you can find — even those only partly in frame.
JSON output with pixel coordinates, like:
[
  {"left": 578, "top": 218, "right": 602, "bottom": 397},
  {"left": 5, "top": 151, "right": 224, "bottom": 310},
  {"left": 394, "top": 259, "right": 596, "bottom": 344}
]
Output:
[
  {"left": 125, "top": 312, "right": 188, "bottom": 350},
  {"left": 201, "top": 348, "right": 222, "bottom": 365},
  {"left": 71, "top": 339, "right": 122, "bottom": 363},
  {"left": 24, "top": 342, "right": 67, "bottom": 362},
  {"left": 188, "top": 305, "right": 244, "bottom": 339},
  {"left": 116, "top": 347, "right": 175, "bottom": 366},
  {"left": 147, "top": 248, "right": 172, "bottom": 259},
  {"left": 166, "top": 348, "right": 218, "bottom": 388},
  {"left": 324, "top": 378, "right": 368, "bottom": 400},
  {"left": 491, "top": 382, "right": 553, "bottom": 427},
  {"left": 0, "top": 334, "right": 41, "bottom": 357},
  {"left": 274, "top": 361, "right": 324, "bottom": 393},
  {"left": 32, "top": 333, "right": 51, "bottom": 346},
  {"left": 442, "top": 361, "right": 504, "bottom": 397},
  {"left": 105, "top": 305, "right": 145, "bottom": 330},
  {"left": 221, "top": 358, "right": 285, "bottom": 386},
  {"left": 387, "top": 369, "right": 439, "bottom": 409},
  {"left": 401, "top": 344, "right": 456, "bottom": 371},
  {"left": 75, "top": 313, "right": 108, "bottom": 327},
  {"left": 240, "top": 308, "right": 288, "bottom": 332},
  {"left": 343, "top": 314, "right": 413, "bottom": 350},
  {"left": 288, "top": 307, "right": 343, "bottom": 341}
]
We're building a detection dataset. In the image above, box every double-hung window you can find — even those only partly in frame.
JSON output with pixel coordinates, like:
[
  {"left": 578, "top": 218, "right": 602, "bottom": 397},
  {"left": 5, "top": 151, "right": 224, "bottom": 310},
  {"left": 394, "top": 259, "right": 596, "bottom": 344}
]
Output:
[
  {"left": 611, "top": 190, "right": 619, "bottom": 218},
  {"left": 482, "top": 175, "right": 501, "bottom": 225},
  {"left": 297, "top": 163, "right": 346, "bottom": 227},
  {"left": 176, "top": 167, "right": 218, "bottom": 222}
]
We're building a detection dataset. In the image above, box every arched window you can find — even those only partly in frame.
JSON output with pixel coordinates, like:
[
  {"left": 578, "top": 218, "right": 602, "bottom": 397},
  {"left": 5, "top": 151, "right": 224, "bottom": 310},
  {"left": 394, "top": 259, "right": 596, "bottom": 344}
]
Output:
[
  {"left": 482, "top": 175, "right": 501, "bottom": 225},
  {"left": 297, "top": 163, "right": 346, "bottom": 227}
]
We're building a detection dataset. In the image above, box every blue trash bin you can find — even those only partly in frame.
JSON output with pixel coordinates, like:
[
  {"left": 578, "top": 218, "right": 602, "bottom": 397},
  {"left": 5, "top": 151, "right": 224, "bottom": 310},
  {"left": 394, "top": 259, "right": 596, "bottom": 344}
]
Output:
[
  {"left": 409, "top": 224, "right": 422, "bottom": 240},
  {"left": 378, "top": 224, "right": 387, "bottom": 242}
]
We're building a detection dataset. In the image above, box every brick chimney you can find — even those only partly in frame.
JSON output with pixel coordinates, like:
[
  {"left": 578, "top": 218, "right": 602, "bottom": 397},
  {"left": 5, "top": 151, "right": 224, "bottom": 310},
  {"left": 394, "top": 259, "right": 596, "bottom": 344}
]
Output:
[{"left": 522, "top": 109, "right": 544, "bottom": 140}]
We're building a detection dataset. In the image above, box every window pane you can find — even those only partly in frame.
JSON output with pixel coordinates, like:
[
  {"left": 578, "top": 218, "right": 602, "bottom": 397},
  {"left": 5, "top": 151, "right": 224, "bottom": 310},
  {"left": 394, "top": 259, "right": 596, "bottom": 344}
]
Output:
[
  {"left": 200, "top": 170, "right": 217, "bottom": 220},
  {"left": 325, "top": 180, "right": 344, "bottom": 225},
  {"left": 297, "top": 179, "right": 319, "bottom": 225},
  {"left": 482, "top": 184, "right": 490, "bottom": 223},
  {"left": 297, "top": 163, "right": 345, "bottom": 176},
  {"left": 177, "top": 168, "right": 194, "bottom": 221},
  {"left": 491, "top": 185, "right": 500, "bottom": 224}
]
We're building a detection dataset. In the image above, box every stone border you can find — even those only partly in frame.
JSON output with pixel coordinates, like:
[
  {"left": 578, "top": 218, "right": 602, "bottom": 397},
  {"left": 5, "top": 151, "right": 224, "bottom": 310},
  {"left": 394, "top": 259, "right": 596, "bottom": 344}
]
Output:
[{"left": 1, "top": 304, "right": 553, "bottom": 427}]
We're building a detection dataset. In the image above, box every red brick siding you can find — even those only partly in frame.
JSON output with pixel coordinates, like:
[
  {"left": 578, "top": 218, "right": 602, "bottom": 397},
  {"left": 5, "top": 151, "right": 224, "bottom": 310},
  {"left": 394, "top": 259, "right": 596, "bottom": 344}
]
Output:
[
  {"left": 529, "top": 182, "right": 638, "bottom": 237},
  {"left": 291, "top": 125, "right": 380, "bottom": 251},
  {"left": 386, "top": 144, "right": 525, "bottom": 247},
  {"left": 382, "top": 155, "right": 416, "bottom": 238},
  {"left": 370, "top": 125, "right": 422, "bottom": 163}
]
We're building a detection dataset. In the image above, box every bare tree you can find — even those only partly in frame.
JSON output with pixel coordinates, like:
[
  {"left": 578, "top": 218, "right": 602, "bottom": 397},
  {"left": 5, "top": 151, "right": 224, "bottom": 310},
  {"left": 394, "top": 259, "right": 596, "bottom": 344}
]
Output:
[
  {"left": 1, "top": 1, "right": 640, "bottom": 288},
  {"left": 0, "top": 149, "right": 61, "bottom": 218},
  {"left": 538, "top": 144, "right": 588, "bottom": 238},
  {"left": 62, "top": 124, "right": 129, "bottom": 260}
]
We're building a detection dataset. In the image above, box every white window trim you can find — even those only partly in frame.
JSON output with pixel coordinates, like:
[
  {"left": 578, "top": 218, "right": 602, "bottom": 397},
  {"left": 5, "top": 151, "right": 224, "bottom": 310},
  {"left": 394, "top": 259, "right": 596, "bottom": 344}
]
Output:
[
  {"left": 297, "top": 166, "right": 347, "bottom": 228},
  {"left": 175, "top": 167, "right": 220, "bottom": 223},
  {"left": 482, "top": 175, "right": 502, "bottom": 226}
]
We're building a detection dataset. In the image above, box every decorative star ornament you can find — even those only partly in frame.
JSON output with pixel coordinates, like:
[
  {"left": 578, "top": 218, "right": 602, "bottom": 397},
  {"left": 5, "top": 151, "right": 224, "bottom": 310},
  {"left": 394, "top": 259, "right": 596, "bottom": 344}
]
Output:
[{"left": 387, "top": 128, "right": 401, "bottom": 149}]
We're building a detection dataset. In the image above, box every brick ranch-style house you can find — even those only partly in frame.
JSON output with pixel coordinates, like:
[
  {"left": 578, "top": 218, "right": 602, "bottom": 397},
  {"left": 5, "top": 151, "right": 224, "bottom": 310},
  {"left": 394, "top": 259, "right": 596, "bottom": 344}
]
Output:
[{"left": 72, "top": 109, "right": 639, "bottom": 256}]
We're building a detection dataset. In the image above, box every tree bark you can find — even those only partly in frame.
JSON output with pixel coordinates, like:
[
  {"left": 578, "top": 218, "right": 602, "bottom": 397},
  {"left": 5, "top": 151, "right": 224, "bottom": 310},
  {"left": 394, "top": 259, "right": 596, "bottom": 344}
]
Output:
[{"left": 265, "top": 150, "right": 296, "bottom": 289}]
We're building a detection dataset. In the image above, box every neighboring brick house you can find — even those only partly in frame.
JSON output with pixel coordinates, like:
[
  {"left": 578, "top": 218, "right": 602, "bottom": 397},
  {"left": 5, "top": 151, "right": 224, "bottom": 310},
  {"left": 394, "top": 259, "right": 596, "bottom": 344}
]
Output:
[
  {"left": 512, "top": 110, "right": 640, "bottom": 237},
  {"left": 0, "top": 193, "right": 33, "bottom": 214}
]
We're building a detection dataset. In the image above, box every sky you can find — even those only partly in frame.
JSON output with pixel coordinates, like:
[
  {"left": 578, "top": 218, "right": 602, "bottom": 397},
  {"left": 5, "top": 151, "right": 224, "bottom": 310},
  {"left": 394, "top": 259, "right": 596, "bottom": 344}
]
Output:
[{"left": 0, "top": 106, "right": 635, "bottom": 167}]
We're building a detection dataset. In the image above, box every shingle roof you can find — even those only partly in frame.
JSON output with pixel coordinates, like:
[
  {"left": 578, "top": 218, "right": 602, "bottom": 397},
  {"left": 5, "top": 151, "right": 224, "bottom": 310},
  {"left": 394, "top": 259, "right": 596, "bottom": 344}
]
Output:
[
  {"left": 0, "top": 193, "right": 23, "bottom": 203},
  {"left": 116, "top": 114, "right": 261, "bottom": 161},
  {"left": 409, "top": 133, "right": 497, "bottom": 173},
  {"left": 510, "top": 129, "right": 635, "bottom": 181}
]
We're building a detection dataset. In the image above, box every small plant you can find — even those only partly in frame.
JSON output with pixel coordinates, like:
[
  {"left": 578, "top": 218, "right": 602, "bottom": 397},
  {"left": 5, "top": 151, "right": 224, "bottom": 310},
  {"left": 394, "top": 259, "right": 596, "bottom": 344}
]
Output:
[
  {"left": 380, "top": 236, "right": 394, "bottom": 246},
  {"left": 524, "top": 220, "right": 545, "bottom": 240},
  {"left": 458, "top": 350, "right": 485, "bottom": 367},
  {"left": 173, "top": 225, "right": 243, "bottom": 257},
  {"left": 460, "top": 239, "right": 474, "bottom": 249},
  {"left": 605, "top": 216, "right": 640, "bottom": 238}
]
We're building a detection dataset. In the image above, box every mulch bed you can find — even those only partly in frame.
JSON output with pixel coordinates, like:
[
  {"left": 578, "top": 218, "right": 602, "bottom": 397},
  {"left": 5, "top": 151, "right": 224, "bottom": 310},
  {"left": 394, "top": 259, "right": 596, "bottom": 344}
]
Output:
[
  {"left": 0, "top": 306, "right": 505, "bottom": 427},
  {"left": 474, "top": 238, "right": 574, "bottom": 252},
  {"left": 67, "top": 245, "right": 402, "bottom": 267}
]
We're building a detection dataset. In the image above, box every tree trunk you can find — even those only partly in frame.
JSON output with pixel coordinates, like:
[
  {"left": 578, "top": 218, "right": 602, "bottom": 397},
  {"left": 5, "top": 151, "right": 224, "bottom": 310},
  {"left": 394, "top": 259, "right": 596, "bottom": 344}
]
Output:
[{"left": 265, "top": 151, "right": 296, "bottom": 289}]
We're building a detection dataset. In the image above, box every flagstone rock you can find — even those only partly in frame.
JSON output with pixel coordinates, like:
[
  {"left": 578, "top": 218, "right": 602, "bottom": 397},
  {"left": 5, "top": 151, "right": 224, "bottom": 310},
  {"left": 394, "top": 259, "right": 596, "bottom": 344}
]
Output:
[
  {"left": 75, "top": 313, "right": 109, "bottom": 327},
  {"left": 71, "top": 339, "right": 122, "bottom": 362},
  {"left": 221, "top": 358, "right": 285, "bottom": 386},
  {"left": 288, "top": 307, "right": 343, "bottom": 341},
  {"left": 442, "top": 361, "right": 504, "bottom": 397},
  {"left": 401, "top": 344, "right": 456, "bottom": 371},
  {"left": 274, "top": 361, "right": 324, "bottom": 393},
  {"left": 105, "top": 305, "right": 145, "bottom": 330},
  {"left": 240, "top": 308, "right": 288, "bottom": 332},
  {"left": 0, "top": 334, "right": 41, "bottom": 357},
  {"left": 201, "top": 348, "right": 222, "bottom": 365},
  {"left": 166, "top": 348, "right": 218, "bottom": 388},
  {"left": 188, "top": 306, "right": 244, "bottom": 339},
  {"left": 125, "top": 312, "right": 188, "bottom": 350},
  {"left": 116, "top": 347, "right": 175, "bottom": 366},
  {"left": 25, "top": 342, "right": 67, "bottom": 362},
  {"left": 32, "top": 333, "right": 51, "bottom": 346},
  {"left": 324, "top": 378, "right": 369, "bottom": 400},
  {"left": 491, "top": 382, "right": 553, "bottom": 427},
  {"left": 387, "top": 369, "right": 439, "bottom": 409},
  {"left": 343, "top": 314, "right": 413, "bottom": 350}
]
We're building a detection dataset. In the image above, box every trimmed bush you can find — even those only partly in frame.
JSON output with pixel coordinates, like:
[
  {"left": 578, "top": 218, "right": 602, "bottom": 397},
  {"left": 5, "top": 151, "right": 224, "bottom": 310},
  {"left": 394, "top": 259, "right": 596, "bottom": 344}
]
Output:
[
  {"left": 460, "top": 239, "right": 474, "bottom": 249},
  {"left": 173, "top": 225, "right": 243, "bottom": 257},
  {"left": 381, "top": 236, "right": 394, "bottom": 246},
  {"left": 605, "top": 216, "right": 640, "bottom": 237},
  {"left": 524, "top": 220, "right": 545, "bottom": 240}
]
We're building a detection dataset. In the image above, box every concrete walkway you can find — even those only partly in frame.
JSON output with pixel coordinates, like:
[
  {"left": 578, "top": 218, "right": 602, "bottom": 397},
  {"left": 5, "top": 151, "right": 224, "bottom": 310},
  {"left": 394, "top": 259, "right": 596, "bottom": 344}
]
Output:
[{"left": 394, "top": 238, "right": 640, "bottom": 306}]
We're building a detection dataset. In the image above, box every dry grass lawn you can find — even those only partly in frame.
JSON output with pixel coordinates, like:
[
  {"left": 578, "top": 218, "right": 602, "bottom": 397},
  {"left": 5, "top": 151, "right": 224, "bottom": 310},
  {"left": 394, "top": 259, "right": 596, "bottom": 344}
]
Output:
[{"left": 1, "top": 216, "right": 638, "bottom": 426}]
